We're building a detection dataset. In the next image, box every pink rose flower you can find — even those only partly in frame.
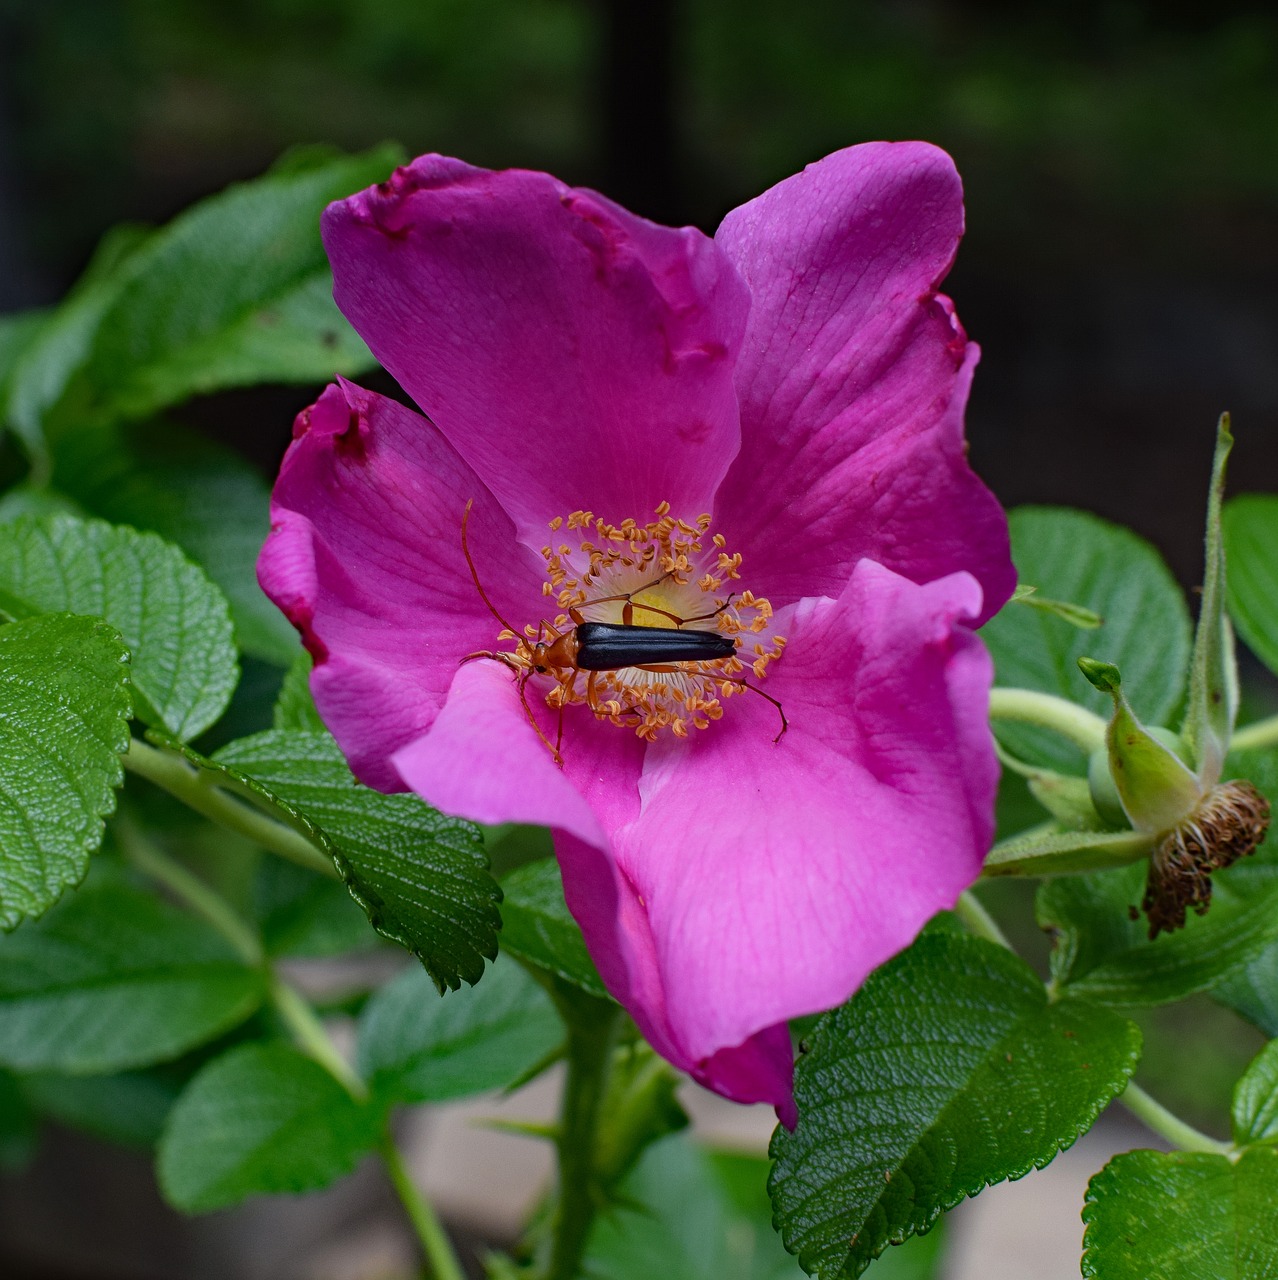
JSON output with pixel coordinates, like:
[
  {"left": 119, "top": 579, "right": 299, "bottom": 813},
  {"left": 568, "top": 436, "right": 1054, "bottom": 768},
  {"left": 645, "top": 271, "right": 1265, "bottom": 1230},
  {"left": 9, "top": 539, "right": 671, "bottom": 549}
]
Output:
[{"left": 259, "top": 143, "right": 1014, "bottom": 1121}]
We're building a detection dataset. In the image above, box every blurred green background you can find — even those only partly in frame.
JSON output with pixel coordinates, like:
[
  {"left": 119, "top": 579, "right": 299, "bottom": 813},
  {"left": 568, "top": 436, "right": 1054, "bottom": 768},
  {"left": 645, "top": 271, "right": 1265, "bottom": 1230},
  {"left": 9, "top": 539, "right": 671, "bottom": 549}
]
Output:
[{"left": 5, "top": 0, "right": 1278, "bottom": 579}]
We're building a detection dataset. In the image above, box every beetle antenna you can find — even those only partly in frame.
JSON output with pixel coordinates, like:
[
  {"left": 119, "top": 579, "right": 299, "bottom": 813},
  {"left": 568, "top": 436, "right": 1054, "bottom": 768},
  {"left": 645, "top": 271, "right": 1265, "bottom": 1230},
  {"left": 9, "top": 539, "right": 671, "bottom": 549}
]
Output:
[{"left": 461, "top": 499, "right": 520, "bottom": 636}]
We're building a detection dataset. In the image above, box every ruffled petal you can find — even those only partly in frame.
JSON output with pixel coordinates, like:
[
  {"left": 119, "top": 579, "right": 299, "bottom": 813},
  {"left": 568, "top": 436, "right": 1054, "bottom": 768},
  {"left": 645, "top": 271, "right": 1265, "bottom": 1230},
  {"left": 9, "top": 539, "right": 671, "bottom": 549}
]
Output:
[
  {"left": 613, "top": 560, "right": 997, "bottom": 1064},
  {"left": 713, "top": 141, "right": 1013, "bottom": 623},
  {"left": 323, "top": 156, "right": 750, "bottom": 542},
  {"left": 257, "top": 380, "right": 542, "bottom": 790}
]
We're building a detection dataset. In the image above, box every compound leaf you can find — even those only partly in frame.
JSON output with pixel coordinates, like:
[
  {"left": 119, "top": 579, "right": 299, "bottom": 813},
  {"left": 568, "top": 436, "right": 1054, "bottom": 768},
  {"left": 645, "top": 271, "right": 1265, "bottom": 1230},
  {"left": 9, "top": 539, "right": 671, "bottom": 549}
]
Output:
[{"left": 769, "top": 932, "right": 1140, "bottom": 1278}]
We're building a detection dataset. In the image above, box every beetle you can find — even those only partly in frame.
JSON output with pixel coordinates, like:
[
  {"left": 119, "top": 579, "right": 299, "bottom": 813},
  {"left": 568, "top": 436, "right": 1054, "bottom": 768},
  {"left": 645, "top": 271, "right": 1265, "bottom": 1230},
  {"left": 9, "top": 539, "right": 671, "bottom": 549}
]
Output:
[{"left": 460, "top": 500, "right": 786, "bottom": 763}]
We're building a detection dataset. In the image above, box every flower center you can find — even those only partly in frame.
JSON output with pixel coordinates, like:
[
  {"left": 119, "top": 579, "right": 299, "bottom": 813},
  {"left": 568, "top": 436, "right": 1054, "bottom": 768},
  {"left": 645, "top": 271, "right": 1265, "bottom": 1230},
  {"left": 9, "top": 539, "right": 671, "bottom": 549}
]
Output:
[{"left": 507, "top": 503, "right": 785, "bottom": 742}]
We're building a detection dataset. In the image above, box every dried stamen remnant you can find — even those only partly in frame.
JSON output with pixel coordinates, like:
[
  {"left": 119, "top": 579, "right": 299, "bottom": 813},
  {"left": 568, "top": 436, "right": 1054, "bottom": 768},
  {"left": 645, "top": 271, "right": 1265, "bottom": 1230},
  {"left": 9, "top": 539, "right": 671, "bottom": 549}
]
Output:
[{"left": 1138, "top": 780, "right": 1271, "bottom": 938}]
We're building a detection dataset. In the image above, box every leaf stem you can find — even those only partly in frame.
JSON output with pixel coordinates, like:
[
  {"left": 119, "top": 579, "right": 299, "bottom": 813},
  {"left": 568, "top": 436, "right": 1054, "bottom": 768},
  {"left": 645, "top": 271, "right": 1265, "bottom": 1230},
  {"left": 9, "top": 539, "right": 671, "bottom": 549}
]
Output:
[
  {"left": 270, "top": 963, "right": 470, "bottom": 1278},
  {"left": 122, "top": 736, "right": 336, "bottom": 878},
  {"left": 263, "top": 974, "right": 363, "bottom": 1099},
  {"left": 988, "top": 688, "right": 1107, "bottom": 754},
  {"left": 115, "top": 814, "right": 262, "bottom": 966},
  {"left": 381, "top": 1134, "right": 468, "bottom": 1280},
  {"left": 117, "top": 773, "right": 466, "bottom": 1278},
  {"left": 1118, "top": 1081, "right": 1234, "bottom": 1157},
  {"left": 1230, "top": 714, "right": 1278, "bottom": 753},
  {"left": 954, "top": 890, "right": 1013, "bottom": 950},
  {"left": 544, "top": 989, "right": 623, "bottom": 1280}
]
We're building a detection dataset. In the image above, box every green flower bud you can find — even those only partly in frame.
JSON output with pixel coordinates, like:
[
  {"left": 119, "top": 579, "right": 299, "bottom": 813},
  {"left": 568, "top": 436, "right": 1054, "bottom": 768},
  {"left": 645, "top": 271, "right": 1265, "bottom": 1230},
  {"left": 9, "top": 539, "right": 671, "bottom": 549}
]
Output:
[
  {"left": 1087, "top": 726, "right": 1193, "bottom": 829},
  {"left": 1078, "top": 658, "right": 1203, "bottom": 835}
]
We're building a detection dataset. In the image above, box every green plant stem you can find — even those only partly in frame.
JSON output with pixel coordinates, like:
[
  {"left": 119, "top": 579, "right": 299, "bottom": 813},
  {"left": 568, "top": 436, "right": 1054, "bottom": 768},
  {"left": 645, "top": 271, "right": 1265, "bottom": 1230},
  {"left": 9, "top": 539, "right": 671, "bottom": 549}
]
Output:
[
  {"left": 115, "top": 815, "right": 262, "bottom": 965},
  {"left": 988, "top": 687, "right": 1107, "bottom": 754},
  {"left": 381, "top": 1134, "right": 468, "bottom": 1280},
  {"left": 117, "top": 769, "right": 465, "bottom": 1280},
  {"left": 1230, "top": 714, "right": 1278, "bottom": 753},
  {"left": 545, "top": 992, "right": 623, "bottom": 1280},
  {"left": 123, "top": 737, "right": 336, "bottom": 878},
  {"left": 954, "top": 890, "right": 1013, "bottom": 949},
  {"left": 1118, "top": 1081, "right": 1234, "bottom": 1157},
  {"left": 264, "top": 974, "right": 366, "bottom": 1099}
]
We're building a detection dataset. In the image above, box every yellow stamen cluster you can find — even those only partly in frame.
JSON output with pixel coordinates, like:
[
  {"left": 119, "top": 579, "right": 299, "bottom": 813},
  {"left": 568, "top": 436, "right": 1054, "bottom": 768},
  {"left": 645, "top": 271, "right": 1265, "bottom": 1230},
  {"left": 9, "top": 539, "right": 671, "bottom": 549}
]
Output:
[{"left": 513, "top": 504, "right": 785, "bottom": 742}]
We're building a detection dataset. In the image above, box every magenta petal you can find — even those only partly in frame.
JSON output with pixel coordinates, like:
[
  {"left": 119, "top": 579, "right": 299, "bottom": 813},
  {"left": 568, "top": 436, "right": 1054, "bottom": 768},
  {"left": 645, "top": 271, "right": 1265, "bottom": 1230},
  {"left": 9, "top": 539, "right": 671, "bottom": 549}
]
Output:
[
  {"left": 391, "top": 661, "right": 615, "bottom": 848},
  {"left": 257, "top": 381, "right": 542, "bottom": 790},
  {"left": 615, "top": 560, "right": 997, "bottom": 1064},
  {"left": 322, "top": 157, "right": 750, "bottom": 539},
  {"left": 553, "top": 825, "right": 796, "bottom": 1117},
  {"left": 713, "top": 141, "right": 1014, "bottom": 622}
]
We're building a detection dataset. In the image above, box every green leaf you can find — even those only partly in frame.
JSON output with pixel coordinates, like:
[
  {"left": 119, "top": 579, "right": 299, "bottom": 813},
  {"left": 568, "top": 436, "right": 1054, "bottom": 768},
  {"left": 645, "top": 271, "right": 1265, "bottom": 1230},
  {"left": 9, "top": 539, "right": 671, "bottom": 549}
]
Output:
[
  {"left": 1213, "top": 945, "right": 1278, "bottom": 1036},
  {"left": 0, "top": 880, "right": 264, "bottom": 1073},
  {"left": 357, "top": 954, "right": 562, "bottom": 1108},
  {"left": 769, "top": 932, "right": 1140, "bottom": 1279},
  {"left": 983, "top": 508, "right": 1191, "bottom": 771},
  {"left": 587, "top": 1134, "right": 810, "bottom": 1280},
  {"left": 214, "top": 729, "right": 500, "bottom": 990},
  {"left": 1224, "top": 493, "right": 1278, "bottom": 677},
  {"left": 273, "top": 650, "right": 324, "bottom": 731},
  {"left": 984, "top": 825, "right": 1151, "bottom": 878},
  {"left": 0, "top": 515, "right": 238, "bottom": 739},
  {"left": 0, "top": 613, "right": 131, "bottom": 929},
  {"left": 1037, "top": 863, "right": 1278, "bottom": 1006},
  {"left": 1082, "top": 1148, "right": 1278, "bottom": 1279},
  {"left": 1010, "top": 585, "right": 1102, "bottom": 629},
  {"left": 51, "top": 421, "right": 299, "bottom": 665},
  {"left": 22, "top": 1068, "right": 182, "bottom": 1149},
  {"left": 1233, "top": 1041, "right": 1278, "bottom": 1147},
  {"left": 1, "top": 225, "right": 153, "bottom": 463},
  {"left": 157, "top": 1041, "right": 380, "bottom": 1212},
  {"left": 61, "top": 145, "right": 402, "bottom": 427},
  {"left": 499, "top": 857, "right": 610, "bottom": 999},
  {"left": 0, "top": 307, "right": 51, "bottom": 459}
]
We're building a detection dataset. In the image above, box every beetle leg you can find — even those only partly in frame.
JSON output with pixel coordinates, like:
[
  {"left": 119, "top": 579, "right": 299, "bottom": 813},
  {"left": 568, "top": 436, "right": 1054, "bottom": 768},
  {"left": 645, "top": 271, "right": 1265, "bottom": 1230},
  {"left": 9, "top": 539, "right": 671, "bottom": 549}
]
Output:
[
  {"left": 677, "top": 593, "right": 736, "bottom": 625},
  {"left": 516, "top": 667, "right": 564, "bottom": 765},
  {"left": 718, "top": 675, "right": 788, "bottom": 743}
]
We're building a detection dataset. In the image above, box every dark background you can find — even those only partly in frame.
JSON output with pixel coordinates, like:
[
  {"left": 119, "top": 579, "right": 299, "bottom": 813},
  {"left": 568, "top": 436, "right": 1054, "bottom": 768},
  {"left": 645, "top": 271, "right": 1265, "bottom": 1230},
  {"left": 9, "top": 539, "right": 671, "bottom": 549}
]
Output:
[{"left": 3, "top": 0, "right": 1278, "bottom": 583}]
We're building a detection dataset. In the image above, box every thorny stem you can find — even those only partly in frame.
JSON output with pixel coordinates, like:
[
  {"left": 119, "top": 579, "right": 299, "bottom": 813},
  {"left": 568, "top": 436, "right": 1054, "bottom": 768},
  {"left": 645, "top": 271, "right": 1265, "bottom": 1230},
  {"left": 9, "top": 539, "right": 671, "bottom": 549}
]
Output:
[
  {"left": 1118, "top": 1081, "right": 1234, "bottom": 1158},
  {"left": 987, "top": 687, "right": 1107, "bottom": 755},
  {"left": 122, "top": 736, "right": 337, "bottom": 878},
  {"left": 121, "top": 822, "right": 467, "bottom": 1276},
  {"left": 1230, "top": 713, "right": 1278, "bottom": 753}
]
